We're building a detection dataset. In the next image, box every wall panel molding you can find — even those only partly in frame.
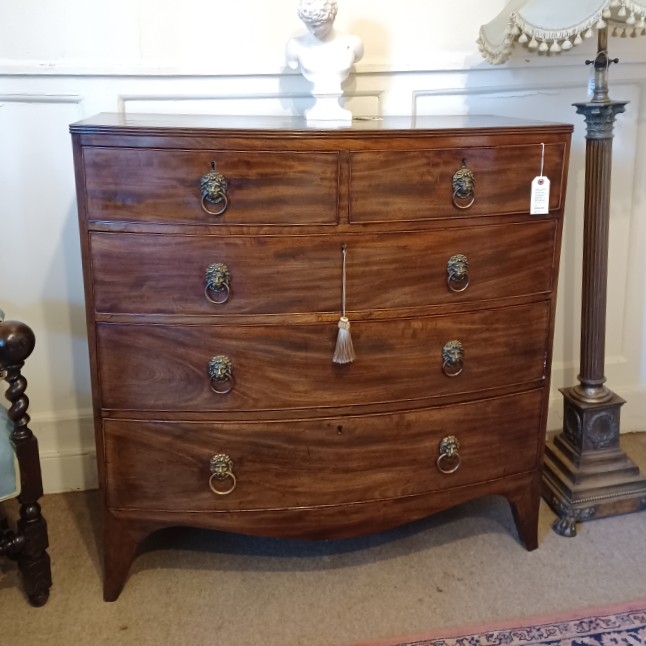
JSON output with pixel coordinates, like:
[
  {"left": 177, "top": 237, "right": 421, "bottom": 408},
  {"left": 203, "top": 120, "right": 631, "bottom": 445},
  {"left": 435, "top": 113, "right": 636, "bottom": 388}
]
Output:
[
  {"left": 0, "top": 93, "right": 83, "bottom": 105},
  {"left": 117, "top": 90, "right": 384, "bottom": 117}
]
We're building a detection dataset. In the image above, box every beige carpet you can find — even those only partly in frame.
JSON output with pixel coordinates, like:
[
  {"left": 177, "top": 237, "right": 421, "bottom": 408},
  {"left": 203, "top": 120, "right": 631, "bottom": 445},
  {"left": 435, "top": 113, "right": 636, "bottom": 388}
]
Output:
[{"left": 1, "top": 434, "right": 646, "bottom": 646}]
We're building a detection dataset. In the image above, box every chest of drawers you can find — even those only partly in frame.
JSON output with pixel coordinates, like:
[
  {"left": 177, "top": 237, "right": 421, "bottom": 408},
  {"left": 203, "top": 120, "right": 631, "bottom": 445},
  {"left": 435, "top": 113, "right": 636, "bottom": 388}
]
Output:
[{"left": 70, "top": 113, "right": 572, "bottom": 601}]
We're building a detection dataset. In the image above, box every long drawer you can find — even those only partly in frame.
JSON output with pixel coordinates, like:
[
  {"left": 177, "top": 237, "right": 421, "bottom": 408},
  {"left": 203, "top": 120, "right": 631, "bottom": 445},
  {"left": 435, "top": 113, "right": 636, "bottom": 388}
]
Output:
[
  {"left": 103, "top": 389, "right": 543, "bottom": 511},
  {"left": 82, "top": 147, "right": 340, "bottom": 225},
  {"left": 96, "top": 302, "right": 550, "bottom": 412},
  {"left": 90, "top": 221, "right": 558, "bottom": 315},
  {"left": 349, "top": 143, "right": 567, "bottom": 222}
]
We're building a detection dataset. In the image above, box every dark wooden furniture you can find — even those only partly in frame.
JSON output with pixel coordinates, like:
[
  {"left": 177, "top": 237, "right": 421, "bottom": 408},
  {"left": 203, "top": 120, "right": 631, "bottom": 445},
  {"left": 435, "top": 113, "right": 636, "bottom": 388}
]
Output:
[
  {"left": 0, "top": 317, "right": 52, "bottom": 606},
  {"left": 70, "top": 113, "right": 572, "bottom": 601}
]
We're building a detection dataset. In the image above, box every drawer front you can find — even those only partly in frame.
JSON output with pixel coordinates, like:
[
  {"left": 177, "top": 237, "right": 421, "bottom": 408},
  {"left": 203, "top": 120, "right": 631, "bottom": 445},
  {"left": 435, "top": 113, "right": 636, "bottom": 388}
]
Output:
[
  {"left": 103, "top": 389, "right": 543, "bottom": 511},
  {"left": 96, "top": 302, "right": 550, "bottom": 412},
  {"left": 82, "top": 147, "right": 339, "bottom": 225},
  {"left": 90, "top": 221, "right": 557, "bottom": 315},
  {"left": 349, "top": 143, "right": 566, "bottom": 222}
]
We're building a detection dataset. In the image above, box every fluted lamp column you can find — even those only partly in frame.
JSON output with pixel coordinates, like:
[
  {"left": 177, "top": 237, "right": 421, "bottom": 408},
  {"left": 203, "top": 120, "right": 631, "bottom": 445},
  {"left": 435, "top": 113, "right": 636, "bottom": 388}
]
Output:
[{"left": 478, "top": 0, "right": 646, "bottom": 537}]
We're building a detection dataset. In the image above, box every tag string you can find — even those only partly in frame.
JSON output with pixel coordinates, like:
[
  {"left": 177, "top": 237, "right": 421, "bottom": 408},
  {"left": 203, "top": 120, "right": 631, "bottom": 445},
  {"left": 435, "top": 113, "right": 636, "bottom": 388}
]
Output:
[{"left": 540, "top": 142, "right": 545, "bottom": 177}]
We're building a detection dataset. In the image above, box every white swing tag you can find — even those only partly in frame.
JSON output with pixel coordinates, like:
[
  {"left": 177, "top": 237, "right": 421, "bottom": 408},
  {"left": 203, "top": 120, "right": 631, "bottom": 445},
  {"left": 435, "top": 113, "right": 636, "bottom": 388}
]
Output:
[{"left": 530, "top": 176, "right": 550, "bottom": 215}]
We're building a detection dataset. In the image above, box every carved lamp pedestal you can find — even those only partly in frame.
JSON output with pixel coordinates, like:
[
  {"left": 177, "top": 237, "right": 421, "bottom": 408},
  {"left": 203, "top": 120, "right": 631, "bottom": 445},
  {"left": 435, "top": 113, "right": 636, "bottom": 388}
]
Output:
[
  {"left": 542, "top": 31, "right": 646, "bottom": 537},
  {"left": 543, "top": 389, "right": 646, "bottom": 536}
]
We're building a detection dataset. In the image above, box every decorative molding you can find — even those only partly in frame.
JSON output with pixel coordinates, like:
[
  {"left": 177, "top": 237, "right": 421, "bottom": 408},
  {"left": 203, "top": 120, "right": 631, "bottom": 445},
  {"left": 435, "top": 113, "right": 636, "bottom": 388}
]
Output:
[
  {"left": 411, "top": 79, "right": 643, "bottom": 113},
  {"left": 118, "top": 92, "right": 310, "bottom": 110},
  {"left": 0, "top": 93, "right": 83, "bottom": 105},
  {"left": 117, "top": 90, "right": 384, "bottom": 116},
  {"left": 0, "top": 54, "right": 583, "bottom": 78}
]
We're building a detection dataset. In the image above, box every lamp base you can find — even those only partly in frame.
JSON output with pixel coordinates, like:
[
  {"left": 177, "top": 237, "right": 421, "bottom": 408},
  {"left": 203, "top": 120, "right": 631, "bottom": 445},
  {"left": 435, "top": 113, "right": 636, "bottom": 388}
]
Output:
[{"left": 542, "top": 386, "right": 646, "bottom": 537}]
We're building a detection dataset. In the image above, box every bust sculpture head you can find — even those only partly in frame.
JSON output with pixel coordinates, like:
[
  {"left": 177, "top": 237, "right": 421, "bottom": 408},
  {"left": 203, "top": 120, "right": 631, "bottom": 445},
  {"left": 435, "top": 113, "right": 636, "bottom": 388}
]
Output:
[
  {"left": 286, "top": 0, "right": 363, "bottom": 122},
  {"left": 297, "top": 0, "right": 338, "bottom": 41}
]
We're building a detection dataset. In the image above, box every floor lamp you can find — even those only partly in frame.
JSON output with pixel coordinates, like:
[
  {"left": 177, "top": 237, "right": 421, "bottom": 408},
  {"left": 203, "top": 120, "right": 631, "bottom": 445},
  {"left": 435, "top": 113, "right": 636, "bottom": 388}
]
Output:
[{"left": 478, "top": 0, "right": 646, "bottom": 537}]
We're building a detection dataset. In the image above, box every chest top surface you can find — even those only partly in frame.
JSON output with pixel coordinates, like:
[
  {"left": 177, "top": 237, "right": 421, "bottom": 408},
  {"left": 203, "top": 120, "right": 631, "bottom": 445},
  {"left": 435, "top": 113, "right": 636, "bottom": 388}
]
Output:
[{"left": 70, "top": 113, "right": 573, "bottom": 138}]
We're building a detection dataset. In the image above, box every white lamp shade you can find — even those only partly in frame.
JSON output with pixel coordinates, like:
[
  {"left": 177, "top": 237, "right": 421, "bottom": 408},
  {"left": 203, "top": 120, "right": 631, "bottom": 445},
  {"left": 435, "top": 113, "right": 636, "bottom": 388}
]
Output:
[{"left": 478, "top": 0, "right": 646, "bottom": 63}]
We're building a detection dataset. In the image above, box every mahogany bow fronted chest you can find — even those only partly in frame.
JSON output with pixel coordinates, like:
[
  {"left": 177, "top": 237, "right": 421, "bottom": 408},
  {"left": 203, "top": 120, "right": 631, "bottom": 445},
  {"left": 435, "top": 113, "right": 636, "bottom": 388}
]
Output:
[{"left": 70, "top": 114, "right": 572, "bottom": 601}]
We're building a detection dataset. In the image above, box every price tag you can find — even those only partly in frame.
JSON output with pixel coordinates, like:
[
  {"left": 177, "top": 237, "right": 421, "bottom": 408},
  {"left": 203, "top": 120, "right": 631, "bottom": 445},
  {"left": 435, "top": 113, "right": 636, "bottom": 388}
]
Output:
[
  {"left": 530, "top": 176, "right": 550, "bottom": 215},
  {"left": 531, "top": 143, "right": 550, "bottom": 215}
]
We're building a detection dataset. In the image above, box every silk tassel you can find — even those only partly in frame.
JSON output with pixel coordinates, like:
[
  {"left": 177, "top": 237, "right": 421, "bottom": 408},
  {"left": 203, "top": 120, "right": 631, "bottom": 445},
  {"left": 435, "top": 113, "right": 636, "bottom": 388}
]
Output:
[{"left": 333, "top": 243, "right": 356, "bottom": 364}]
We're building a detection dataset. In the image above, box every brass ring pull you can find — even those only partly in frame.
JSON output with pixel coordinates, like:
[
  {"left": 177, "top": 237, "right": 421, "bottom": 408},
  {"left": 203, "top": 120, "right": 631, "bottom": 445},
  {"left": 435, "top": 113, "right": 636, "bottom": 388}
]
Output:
[
  {"left": 442, "top": 340, "right": 464, "bottom": 377},
  {"left": 437, "top": 436, "right": 461, "bottom": 474},
  {"left": 204, "top": 263, "right": 231, "bottom": 305},
  {"left": 200, "top": 161, "right": 229, "bottom": 217},
  {"left": 452, "top": 190, "right": 476, "bottom": 210},
  {"left": 209, "top": 454, "right": 237, "bottom": 495},
  {"left": 447, "top": 254, "right": 470, "bottom": 293},
  {"left": 208, "top": 355, "right": 234, "bottom": 395},
  {"left": 451, "top": 161, "right": 476, "bottom": 210},
  {"left": 204, "top": 283, "right": 230, "bottom": 304},
  {"left": 201, "top": 193, "right": 229, "bottom": 216}
]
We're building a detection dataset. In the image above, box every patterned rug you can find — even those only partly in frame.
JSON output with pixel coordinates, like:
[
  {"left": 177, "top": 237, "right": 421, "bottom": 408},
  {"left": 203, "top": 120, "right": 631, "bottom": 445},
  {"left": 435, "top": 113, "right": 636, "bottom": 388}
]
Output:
[{"left": 350, "top": 599, "right": 646, "bottom": 646}]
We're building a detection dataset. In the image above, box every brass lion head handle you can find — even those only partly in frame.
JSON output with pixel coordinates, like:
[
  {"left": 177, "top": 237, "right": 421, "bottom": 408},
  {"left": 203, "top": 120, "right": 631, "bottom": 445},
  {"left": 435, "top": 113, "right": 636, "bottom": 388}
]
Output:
[
  {"left": 204, "top": 263, "right": 231, "bottom": 305},
  {"left": 451, "top": 160, "right": 476, "bottom": 210},
  {"left": 437, "top": 436, "right": 461, "bottom": 474},
  {"left": 208, "top": 355, "right": 234, "bottom": 394},
  {"left": 447, "top": 254, "right": 470, "bottom": 293},
  {"left": 442, "top": 340, "right": 464, "bottom": 377},
  {"left": 200, "top": 161, "right": 229, "bottom": 216},
  {"left": 209, "top": 453, "right": 236, "bottom": 495}
]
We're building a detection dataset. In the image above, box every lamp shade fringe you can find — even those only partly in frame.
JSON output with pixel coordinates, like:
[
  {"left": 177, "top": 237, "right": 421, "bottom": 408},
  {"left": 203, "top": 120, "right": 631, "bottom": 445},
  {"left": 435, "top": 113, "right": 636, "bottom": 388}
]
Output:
[{"left": 477, "top": 0, "right": 646, "bottom": 64}]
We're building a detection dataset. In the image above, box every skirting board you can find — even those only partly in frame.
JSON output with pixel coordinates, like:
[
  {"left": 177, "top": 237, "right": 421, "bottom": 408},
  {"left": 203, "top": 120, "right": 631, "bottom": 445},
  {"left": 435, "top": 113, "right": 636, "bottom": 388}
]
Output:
[
  {"left": 29, "top": 412, "right": 98, "bottom": 494},
  {"left": 41, "top": 448, "right": 98, "bottom": 494}
]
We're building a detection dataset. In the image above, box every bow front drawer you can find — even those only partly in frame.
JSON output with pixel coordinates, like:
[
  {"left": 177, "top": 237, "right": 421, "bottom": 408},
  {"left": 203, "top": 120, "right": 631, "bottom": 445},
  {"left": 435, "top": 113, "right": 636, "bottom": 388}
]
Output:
[
  {"left": 90, "top": 220, "right": 558, "bottom": 316},
  {"left": 96, "top": 301, "right": 550, "bottom": 412},
  {"left": 103, "top": 389, "right": 543, "bottom": 512}
]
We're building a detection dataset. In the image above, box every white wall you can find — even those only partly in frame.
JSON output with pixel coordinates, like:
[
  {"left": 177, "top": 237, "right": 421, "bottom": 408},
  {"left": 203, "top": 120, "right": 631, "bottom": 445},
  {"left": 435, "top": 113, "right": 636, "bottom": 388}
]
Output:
[{"left": 2, "top": 1, "right": 646, "bottom": 493}]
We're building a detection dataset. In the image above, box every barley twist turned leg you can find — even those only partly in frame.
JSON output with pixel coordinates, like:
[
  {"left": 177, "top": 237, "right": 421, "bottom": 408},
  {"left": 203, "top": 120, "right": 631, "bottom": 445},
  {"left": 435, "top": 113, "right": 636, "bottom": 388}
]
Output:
[{"left": 0, "top": 319, "right": 52, "bottom": 606}]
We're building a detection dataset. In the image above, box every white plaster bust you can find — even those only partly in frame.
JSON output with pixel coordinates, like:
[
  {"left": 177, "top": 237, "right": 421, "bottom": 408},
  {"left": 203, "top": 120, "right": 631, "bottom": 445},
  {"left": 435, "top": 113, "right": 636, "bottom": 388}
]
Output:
[{"left": 286, "top": 0, "right": 364, "bottom": 122}]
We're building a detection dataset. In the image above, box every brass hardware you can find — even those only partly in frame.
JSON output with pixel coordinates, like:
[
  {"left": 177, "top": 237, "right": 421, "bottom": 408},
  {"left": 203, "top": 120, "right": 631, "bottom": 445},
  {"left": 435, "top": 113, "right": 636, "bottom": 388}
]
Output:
[
  {"left": 200, "top": 161, "right": 229, "bottom": 216},
  {"left": 208, "top": 355, "right": 234, "bottom": 394},
  {"left": 451, "top": 160, "right": 476, "bottom": 210},
  {"left": 437, "top": 435, "right": 461, "bottom": 474},
  {"left": 209, "top": 453, "right": 237, "bottom": 495},
  {"left": 447, "top": 254, "right": 470, "bottom": 293},
  {"left": 204, "top": 263, "right": 231, "bottom": 304},
  {"left": 442, "top": 340, "right": 464, "bottom": 377}
]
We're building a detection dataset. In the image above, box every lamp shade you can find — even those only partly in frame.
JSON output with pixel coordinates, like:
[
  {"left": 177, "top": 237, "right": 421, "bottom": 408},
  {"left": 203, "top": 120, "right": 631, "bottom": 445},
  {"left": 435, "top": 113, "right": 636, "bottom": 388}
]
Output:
[{"left": 478, "top": 0, "right": 646, "bottom": 63}]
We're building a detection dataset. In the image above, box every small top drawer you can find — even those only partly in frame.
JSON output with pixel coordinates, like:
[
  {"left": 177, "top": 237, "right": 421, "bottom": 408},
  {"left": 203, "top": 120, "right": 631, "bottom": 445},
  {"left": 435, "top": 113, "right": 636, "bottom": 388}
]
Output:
[
  {"left": 82, "top": 147, "right": 340, "bottom": 225},
  {"left": 349, "top": 143, "right": 567, "bottom": 223}
]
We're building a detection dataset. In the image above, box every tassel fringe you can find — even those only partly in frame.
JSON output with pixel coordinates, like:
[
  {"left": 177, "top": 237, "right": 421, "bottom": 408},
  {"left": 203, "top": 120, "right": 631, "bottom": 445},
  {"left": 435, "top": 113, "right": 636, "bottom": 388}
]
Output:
[
  {"left": 478, "top": 2, "right": 646, "bottom": 65},
  {"left": 333, "top": 316, "right": 355, "bottom": 364}
]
